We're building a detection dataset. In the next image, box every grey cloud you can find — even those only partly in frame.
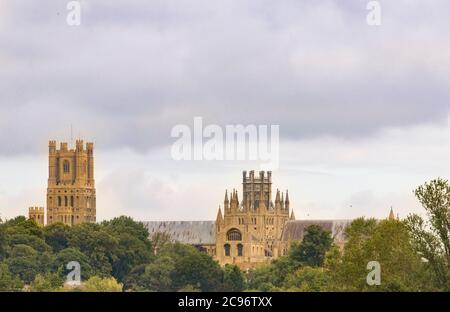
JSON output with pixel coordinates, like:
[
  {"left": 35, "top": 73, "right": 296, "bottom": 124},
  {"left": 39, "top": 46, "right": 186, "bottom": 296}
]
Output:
[{"left": 1, "top": 0, "right": 449, "bottom": 155}]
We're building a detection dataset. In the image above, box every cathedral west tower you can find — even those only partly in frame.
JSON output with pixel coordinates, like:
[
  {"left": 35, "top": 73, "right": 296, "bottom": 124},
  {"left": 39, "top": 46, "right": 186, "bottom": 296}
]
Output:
[{"left": 46, "top": 140, "right": 96, "bottom": 226}]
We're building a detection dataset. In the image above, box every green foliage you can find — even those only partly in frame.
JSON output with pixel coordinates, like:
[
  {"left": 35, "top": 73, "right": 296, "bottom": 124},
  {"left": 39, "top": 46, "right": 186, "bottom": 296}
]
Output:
[
  {"left": 54, "top": 248, "right": 93, "bottom": 280},
  {"left": 159, "top": 243, "right": 223, "bottom": 292},
  {"left": 406, "top": 178, "right": 450, "bottom": 290},
  {"left": 30, "top": 271, "right": 64, "bottom": 292},
  {"left": 1, "top": 178, "right": 449, "bottom": 293},
  {"left": 43, "top": 223, "right": 71, "bottom": 252},
  {"left": 68, "top": 223, "right": 118, "bottom": 277},
  {"left": 289, "top": 225, "right": 333, "bottom": 267},
  {"left": 177, "top": 284, "right": 201, "bottom": 292},
  {"left": 223, "top": 265, "right": 246, "bottom": 291},
  {"left": 284, "top": 267, "right": 330, "bottom": 291},
  {"left": 0, "top": 262, "right": 23, "bottom": 291},
  {"left": 139, "top": 256, "right": 174, "bottom": 291},
  {"left": 247, "top": 257, "right": 296, "bottom": 290},
  {"left": 5, "top": 244, "right": 46, "bottom": 283},
  {"left": 9, "top": 233, "right": 51, "bottom": 253},
  {"left": 102, "top": 216, "right": 153, "bottom": 282},
  {"left": 0, "top": 215, "right": 159, "bottom": 291},
  {"left": 0, "top": 224, "right": 8, "bottom": 260},
  {"left": 83, "top": 276, "right": 123, "bottom": 292},
  {"left": 331, "top": 218, "right": 433, "bottom": 291}
]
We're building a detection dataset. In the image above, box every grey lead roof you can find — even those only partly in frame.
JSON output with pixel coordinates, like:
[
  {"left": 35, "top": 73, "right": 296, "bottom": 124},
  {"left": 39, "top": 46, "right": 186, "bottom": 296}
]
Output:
[
  {"left": 143, "top": 219, "right": 352, "bottom": 245},
  {"left": 143, "top": 221, "right": 216, "bottom": 245},
  {"left": 280, "top": 220, "right": 352, "bottom": 244}
]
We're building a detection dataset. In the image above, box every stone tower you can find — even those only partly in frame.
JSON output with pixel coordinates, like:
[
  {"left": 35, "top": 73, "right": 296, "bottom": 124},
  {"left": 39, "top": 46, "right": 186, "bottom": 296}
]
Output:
[
  {"left": 46, "top": 140, "right": 96, "bottom": 226},
  {"left": 28, "top": 207, "right": 44, "bottom": 226},
  {"left": 215, "top": 170, "right": 292, "bottom": 269}
]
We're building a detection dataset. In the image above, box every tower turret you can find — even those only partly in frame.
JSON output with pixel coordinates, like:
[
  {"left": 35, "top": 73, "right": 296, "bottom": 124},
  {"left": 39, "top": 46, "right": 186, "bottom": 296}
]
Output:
[
  {"left": 285, "top": 190, "right": 290, "bottom": 211},
  {"left": 224, "top": 190, "right": 229, "bottom": 212}
]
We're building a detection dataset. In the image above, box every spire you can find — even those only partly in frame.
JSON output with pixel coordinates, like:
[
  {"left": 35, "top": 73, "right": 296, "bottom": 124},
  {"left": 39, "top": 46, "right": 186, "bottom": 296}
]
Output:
[
  {"left": 285, "top": 190, "right": 290, "bottom": 210},
  {"left": 275, "top": 189, "right": 280, "bottom": 202},
  {"left": 388, "top": 207, "right": 395, "bottom": 221},
  {"left": 275, "top": 189, "right": 281, "bottom": 211},
  {"left": 216, "top": 206, "right": 223, "bottom": 222},
  {"left": 281, "top": 192, "right": 284, "bottom": 210},
  {"left": 224, "top": 190, "right": 229, "bottom": 212},
  {"left": 231, "top": 189, "right": 238, "bottom": 211},
  {"left": 290, "top": 210, "right": 295, "bottom": 220}
]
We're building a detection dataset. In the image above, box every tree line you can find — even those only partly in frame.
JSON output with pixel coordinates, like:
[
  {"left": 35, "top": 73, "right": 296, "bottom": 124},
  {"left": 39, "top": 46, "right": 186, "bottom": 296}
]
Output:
[{"left": 1, "top": 178, "right": 449, "bottom": 291}]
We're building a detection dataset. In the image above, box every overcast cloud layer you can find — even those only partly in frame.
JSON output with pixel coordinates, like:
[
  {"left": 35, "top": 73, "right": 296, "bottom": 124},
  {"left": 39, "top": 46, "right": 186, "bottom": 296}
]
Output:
[{"left": 0, "top": 1, "right": 449, "bottom": 220}]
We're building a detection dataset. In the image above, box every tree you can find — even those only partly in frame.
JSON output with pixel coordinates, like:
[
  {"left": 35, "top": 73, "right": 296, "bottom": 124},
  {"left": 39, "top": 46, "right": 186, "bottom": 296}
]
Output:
[
  {"left": 284, "top": 267, "right": 329, "bottom": 292},
  {"left": 246, "top": 265, "right": 277, "bottom": 291},
  {"left": 0, "top": 262, "right": 23, "bottom": 291},
  {"left": 30, "top": 271, "right": 64, "bottom": 292},
  {"left": 223, "top": 265, "right": 245, "bottom": 291},
  {"left": 331, "top": 218, "right": 432, "bottom": 291},
  {"left": 246, "top": 255, "right": 298, "bottom": 291},
  {"left": 68, "top": 223, "right": 118, "bottom": 277},
  {"left": 9, "top": 233, "right": 51, "bottom": 253},
  {"left": 5, "top": 244, "right": 42, "bottom": 284},
  {"left": 406, "top": 178, "right": 450, "bottom": 290},
  {"left": 103, "top": 217, "right": 153, "bottom": 282},
  {"left": 3, "top": 216, "right": 44, "bottom": 238},
  {"left": 83, "top": 276, "right": 123, "bottom": 292},
  {"left": 289, "top": 225, "right": 333, "bottom": 267},
  {"left": 159, "top": 243, "right": 224, "bottom": 292},
  {"left": 54, "top": 247, "right": 94, "bottom": 280},
  {"left": 139, "top": 256, "right": 174, "bottom": 291},
  {"left": 43, "top": 223, "right": 72, "bottom": 252},
  {"left": 151, "top": 232, "right": 172, "bottom": 255},
  {"left": 0, "top": 223, "right": 7, "bottom": 260}
]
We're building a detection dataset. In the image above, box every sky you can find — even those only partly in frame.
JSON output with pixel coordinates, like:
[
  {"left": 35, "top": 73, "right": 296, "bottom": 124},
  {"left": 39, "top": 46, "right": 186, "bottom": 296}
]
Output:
[{"left": 0, "top": 0, "right": 449, "bottom": 221}]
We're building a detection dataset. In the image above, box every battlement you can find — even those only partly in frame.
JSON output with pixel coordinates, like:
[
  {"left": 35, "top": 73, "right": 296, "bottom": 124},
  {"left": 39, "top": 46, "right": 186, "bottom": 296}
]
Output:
[
  {"left": 28, "top": 206, "right": 45, "bottom": 226},
  {"left": 86, "top": 142, "right": 94, "bottom": 151},
  {"left": 48, "top": 140, "right": 94, "bottom": 153},
  {"left": 29, "top": 207, "right": 44, "bottom": 213},
  {"left": 242, "top": 170, "right": 272, "bottom": 183}
]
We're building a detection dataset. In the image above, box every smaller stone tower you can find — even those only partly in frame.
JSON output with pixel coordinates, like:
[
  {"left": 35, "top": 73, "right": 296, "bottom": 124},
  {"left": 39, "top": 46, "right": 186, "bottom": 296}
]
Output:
[{"left": 28, "top": 207, "right": 45, "bottom": 226}]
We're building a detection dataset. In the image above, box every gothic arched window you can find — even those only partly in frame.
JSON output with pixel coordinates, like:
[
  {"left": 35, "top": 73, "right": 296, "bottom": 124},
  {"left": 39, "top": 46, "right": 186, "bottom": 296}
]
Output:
[
  {"left": 237, "top": 243, "right": 243, "bottom": 257},
  {"left": 226, "top": 229, "right": 242, "bottom": 241},
  {"left": 63, "top": 160, "right": 70, "bottom": 173},
  {"left": 224, "top": 244, "right": 231, "bottom": 257}
]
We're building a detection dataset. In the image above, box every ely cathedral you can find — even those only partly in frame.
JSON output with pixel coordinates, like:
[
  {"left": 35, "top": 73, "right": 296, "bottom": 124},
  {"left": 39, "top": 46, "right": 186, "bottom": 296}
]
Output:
[
  {"left": 146, "top": 170, "right": 350, "bottom": 269},
  {"left": 29, "top": 139, "right": 350, "bottom": 269}
]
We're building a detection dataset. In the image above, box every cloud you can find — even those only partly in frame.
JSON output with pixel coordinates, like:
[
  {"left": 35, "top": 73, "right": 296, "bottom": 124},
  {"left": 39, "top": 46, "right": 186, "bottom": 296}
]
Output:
[
  {"left": 2, "top": 121, "right": 449, "bottom": 221},
  {"left": 0, "top": 0, "right": 449, "bottom": 155},
  {"left": 1, "top": 1, "right": 449, "bottom": 221}
]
